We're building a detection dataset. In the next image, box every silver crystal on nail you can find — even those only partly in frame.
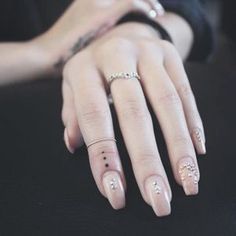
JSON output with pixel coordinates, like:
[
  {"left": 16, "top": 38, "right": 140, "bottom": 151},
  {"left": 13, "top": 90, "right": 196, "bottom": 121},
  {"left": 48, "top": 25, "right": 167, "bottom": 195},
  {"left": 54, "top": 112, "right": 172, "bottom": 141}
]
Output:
[
  {"left": 110, "top": 178, "right": 118, "bottom": 190},
  {"left": 153, "top": 181, "right": 161, "bottom": 194},
  {"left": 179, "top": 162, "right": 199, "bottom": 183}
]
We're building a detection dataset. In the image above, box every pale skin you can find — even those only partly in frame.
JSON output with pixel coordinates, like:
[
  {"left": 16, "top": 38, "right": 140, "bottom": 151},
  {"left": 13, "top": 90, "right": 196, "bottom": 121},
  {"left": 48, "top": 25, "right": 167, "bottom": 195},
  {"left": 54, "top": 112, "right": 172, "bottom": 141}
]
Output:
[{"left": 0, "top": 0, "right": 206, "bottom": 217}]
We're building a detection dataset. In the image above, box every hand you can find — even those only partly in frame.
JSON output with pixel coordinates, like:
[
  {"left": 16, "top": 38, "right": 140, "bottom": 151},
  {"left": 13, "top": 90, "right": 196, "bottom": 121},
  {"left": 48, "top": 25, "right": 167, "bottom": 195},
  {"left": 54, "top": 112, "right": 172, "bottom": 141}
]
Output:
[
  {"left": 62, "top": 22, "right": 206, "bottom": 217},
  {"left": 32, "top": 0, "right": 157, "bottom": 74}
]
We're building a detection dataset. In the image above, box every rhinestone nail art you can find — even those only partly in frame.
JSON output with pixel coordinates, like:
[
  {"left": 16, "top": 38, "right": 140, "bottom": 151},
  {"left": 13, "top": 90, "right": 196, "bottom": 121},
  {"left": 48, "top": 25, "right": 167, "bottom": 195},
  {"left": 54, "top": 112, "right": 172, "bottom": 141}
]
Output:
[
  {"left": 153, "top": 181, "right": 162, "bottom": 194},
  {"left": 110, "top": 178, "right": 118, "bottom": 190},
  {"left": 179, "top": 161, "right": 199, "bottom": 185},
  {"left": 102, "top": 171, "right": 125, "bottom": 209},
  {"left": 145, "top": 176, "right": 171, "bottom": 217},
  {"left": 192, "top": 128, "right": 206, "bottom": 154},
  {"left": 194, "top": 129, "right": 202, "bottom": 142}
]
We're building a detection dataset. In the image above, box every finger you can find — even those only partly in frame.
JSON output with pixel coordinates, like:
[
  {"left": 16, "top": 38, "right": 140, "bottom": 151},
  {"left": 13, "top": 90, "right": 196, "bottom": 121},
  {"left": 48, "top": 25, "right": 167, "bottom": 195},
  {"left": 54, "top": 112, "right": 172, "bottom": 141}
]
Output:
[
  {"left": 62, "top": 80, "right": 83, "bottom": 153},
  {"left": 144, "top": 0, "right": 165, "bottom": 17},
  {"left": 63, "top": 55, "right": 126, "bottom": 210},
  {"left": 109, "top": 0, "right": 153, "bottom": 26},
  {"left": 118, "top": 0, "right": 152, "bottom": 15},
  {"left": 162, "top": 41, "right": 206, "bottom": 155},
  {"left": 139, "top": 44, "right": 200, "bottom": 196},
  {"left": 99, "top": 44, "right": 171, "bottom": 217}
]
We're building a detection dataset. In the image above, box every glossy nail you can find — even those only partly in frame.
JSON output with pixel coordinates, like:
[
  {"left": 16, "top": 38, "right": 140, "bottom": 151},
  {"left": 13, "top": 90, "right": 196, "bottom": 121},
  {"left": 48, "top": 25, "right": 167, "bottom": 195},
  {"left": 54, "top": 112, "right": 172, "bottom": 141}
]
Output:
[
  {"left": 178, "top": 157, "right": 199, "bottom": 196},
  {"left": 64, "top": 128, "right": 74, "bottom": 154},
  {"left": 102, "top": 171, "right": 125, "bottom": 210},
  {"left": 145, "top": 175, "right": 171, "bottom": 217},
  {"left": 192, "top": 128, "right": 206, "bottom": 155},
  {"left": 155, "top": 1, "right": 165, "bottom": 16}
]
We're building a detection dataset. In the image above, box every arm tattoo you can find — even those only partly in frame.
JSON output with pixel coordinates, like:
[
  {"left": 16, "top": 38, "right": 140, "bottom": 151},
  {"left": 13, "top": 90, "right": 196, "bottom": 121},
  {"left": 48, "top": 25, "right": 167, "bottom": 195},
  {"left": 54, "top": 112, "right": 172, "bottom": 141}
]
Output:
[{"left": 54, "top": 24, "right": 109, "bottom": 70}]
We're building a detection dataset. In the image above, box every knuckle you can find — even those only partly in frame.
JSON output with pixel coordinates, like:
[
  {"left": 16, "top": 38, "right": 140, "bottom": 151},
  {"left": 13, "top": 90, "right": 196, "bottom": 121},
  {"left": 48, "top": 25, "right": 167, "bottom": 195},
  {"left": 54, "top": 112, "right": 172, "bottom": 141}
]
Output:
[
  {"left": 119, "top": 98, "right": 150, "bottom": 121},
  {"left": 172, "top": 133, "right": 193, "bottom": 150},
  {"left": 63, "top": 52, "right": 90, "bottom": 81},
  {"left": 157, "top": 90, "right": 182, "bottom": 106},
  {"left": 177, "top": 83, "right": 193, "bottom": 98},
  {"left": 133, "top": 151, "right": 158, "bottom": 166},
  {"left": 80, "top": 102, "right": 110, "bottom": 124},
  {"left": 174, "top": 134, "right": 190, "bottom": 146},
  {"left": 99, "top": 37, "right": 135, "bottom": 55},
  {"left": 160, "top": 40, "right": 181, "bottom": 60},
  {"left": 160, "top": 40, "right": 176, "bottom": 52},
  {"left": 139, "top": 39, "right": 158, "bottom": 51}
]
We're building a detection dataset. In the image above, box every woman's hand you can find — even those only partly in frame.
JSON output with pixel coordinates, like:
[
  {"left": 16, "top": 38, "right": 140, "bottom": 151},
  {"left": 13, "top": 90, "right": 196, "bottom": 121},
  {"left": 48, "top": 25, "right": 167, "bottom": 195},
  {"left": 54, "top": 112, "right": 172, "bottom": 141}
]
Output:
[
  {"left": 33, "top": 0, "right": 158, "bottom": 74},
  {"left": 62, "top": 22, "right": 206, "bottom": 217}
]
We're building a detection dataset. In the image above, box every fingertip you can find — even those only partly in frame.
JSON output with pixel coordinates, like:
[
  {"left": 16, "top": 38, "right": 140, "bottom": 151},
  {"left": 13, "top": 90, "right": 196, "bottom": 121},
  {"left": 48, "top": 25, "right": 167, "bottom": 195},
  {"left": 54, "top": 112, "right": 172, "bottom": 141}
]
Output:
[
  {"left": 64, "top": 128, "right": 75, "bottom": 154},
  {"left": 192, "top": 128, "right": 207, "bottom": 156},
  {"left": 102, "top": 171, "right": 126, "bottom": 210}
]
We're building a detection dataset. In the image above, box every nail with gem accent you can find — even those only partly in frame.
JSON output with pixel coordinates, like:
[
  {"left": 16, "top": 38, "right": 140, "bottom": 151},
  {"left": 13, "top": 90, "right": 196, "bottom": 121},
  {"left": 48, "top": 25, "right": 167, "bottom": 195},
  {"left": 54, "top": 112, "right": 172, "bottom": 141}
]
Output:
[
  {"left": 64, "top": 128, "right": 74, "bottom": 154},
  {"left": 102, "top": 171, "right": 125, "bottom": 210},
  {"left": 145, "top": 175, "right": 171, "bottom": 217},
  {"left": 149, "top": 9, "right": 157, "bottom": 19},
  {"left": 155, "top": 1, "right": 165, "bottom": 16},
  {"left": 192, "top": 128, "right": 206, "bottom": 155},
  {"left": 178, "top": 157, "right": 199, "bottom": 196}
]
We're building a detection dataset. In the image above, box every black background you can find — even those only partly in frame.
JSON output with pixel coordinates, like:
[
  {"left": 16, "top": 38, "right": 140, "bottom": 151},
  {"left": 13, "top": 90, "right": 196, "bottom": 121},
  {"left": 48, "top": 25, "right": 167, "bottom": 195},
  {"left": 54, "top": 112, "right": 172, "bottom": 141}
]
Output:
[
  {"left": 0, "top": 0, "right": 236, "bottom": 235},
  {"left": 0, "top": 64, "right": 235, "bottom": 235}
]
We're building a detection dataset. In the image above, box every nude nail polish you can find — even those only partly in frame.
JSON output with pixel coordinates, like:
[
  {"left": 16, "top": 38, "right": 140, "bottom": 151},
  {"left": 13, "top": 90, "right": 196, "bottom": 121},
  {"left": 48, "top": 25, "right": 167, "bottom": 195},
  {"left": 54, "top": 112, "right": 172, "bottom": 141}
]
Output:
[
  {"left": 178, "top": 157, "right": 199, "bottom": 196},
  {"left": 192, "top": 128, "right": 206, "bottom": 155},
  {"left": 145, "top": 175, "right": 171, "bottom": 217},
  {"left": 102, "top": 171, "right": 125, "bottom": 210},
  {"left": 64, "top": 128, "right": 74, "bottom": 154}
]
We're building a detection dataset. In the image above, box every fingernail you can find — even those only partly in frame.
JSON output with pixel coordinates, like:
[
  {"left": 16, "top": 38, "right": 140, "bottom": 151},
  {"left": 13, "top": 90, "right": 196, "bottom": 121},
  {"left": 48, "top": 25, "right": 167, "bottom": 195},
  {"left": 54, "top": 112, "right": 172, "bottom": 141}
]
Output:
[
  {"left": 178, "top": 157, "right": 199, "bottom": 196},
  {"left": 102, "top": 171, "right": 125, "bottom": 210},
  {"left": 155, "top": 1, "right": 165, "bottom": 16},
  {"left": 145, "top": 175, "right": 171, "bottom": 217},
  {"left": 64, "top": 128, "right": 74, "bottom": 154},
  {"left": 192, "top": 128, "right": 206, "bottom": 155}
]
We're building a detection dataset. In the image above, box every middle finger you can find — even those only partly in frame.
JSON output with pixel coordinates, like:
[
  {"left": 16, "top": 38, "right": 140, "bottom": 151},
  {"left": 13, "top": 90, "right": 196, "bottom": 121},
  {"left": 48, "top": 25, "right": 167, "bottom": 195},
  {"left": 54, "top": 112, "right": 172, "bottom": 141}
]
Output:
[{"left": 99, "top": 41, "right": 172, "bottom": 217}]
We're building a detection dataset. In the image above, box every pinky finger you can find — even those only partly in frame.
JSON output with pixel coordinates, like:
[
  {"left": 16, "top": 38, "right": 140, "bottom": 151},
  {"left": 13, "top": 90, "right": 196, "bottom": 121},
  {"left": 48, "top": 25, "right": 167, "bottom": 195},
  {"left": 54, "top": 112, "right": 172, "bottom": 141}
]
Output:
[
  {"left": 62, "top": 80, "right": 84, "bottom": 153},
  {"left": 163, "top": 42, "right": 206, "bottom": 155}
]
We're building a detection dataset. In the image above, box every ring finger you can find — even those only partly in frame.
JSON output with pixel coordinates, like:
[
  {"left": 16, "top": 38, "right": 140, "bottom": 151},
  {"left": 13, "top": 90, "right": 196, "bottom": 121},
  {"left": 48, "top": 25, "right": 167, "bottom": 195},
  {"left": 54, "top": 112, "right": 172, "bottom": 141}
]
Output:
[{"left": 139, "top": 44, "right": 200, "bottom": 195}]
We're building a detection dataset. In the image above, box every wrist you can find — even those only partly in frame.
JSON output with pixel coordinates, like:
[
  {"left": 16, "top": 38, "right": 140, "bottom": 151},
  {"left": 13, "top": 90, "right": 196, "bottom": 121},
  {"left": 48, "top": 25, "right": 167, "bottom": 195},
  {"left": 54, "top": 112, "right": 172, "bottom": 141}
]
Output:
[
  {"left": 116, "top": 12, "right": 172, "bottom": 43},
  {"left": 29, "top": 35, "right": 65, "bottom": 78},
  {"left": 110, "top": 22, "right": 162, "bottom": 41}
]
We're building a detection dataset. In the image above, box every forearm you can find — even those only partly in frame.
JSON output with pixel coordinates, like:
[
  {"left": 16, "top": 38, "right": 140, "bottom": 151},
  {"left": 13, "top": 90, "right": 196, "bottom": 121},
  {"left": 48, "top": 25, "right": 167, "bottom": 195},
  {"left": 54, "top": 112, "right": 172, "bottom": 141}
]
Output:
[
  {"left": 0, "top": 41, "right": 55, "bottom": 85},
  {"left": 0, "top": 14, "right": 193, "bottom": 85}
]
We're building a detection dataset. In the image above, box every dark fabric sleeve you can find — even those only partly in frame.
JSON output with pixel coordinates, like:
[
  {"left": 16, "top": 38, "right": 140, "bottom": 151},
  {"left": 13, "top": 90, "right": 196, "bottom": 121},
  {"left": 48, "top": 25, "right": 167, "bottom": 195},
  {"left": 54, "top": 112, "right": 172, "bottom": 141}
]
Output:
[{"left": 160, "top": 0, "right": 214, "bottom": 61}]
